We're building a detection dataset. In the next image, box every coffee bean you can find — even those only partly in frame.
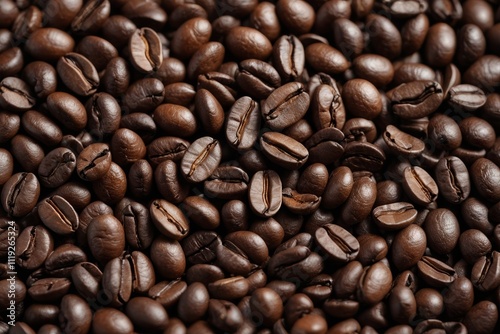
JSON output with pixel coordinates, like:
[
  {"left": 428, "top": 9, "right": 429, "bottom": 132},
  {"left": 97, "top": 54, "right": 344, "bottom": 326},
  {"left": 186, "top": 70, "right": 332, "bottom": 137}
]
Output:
[
  {"left": 0, "top": 77, "right": 35, "bottom": 112},
  {"left": 248, "top": 170, "right": 282, "bottom": 218},
  {"left": 387, "top": 81, "right": 444, "bottom": 119},
  {"left": 150, "top": 199, "right": 189, "bottom": 240},
  {"left": 417, "top": 256, "right": 457, "bottom": 288},
  {"left": 76, "top": 143, "right": 111, "bottom": 181},
  {"left": 57, "top": 53, "right": 99, "bottom": 96},
  {"left": 25, "top": 28, "right": 75, "bottom": 61},
  {"left": 402, "top": 166, "right": 439, "bottom": 206},
  {"left": 315, "top": 224, "right": 359, "bottom": 262},
  {"left": 129, "top": 27, "right": 163, "bottom": 74},
  {"left": 383, "top": 125, "right": 425, "bottom": 157},
  {"left": 38, "top": 195, "right": 79, "bottom": 235},
  {"left": 1, "top": 172, "right": 40, "bottom": 217},
  {"left": 181, "top": 136, "right": 221, "bottom": 183},
  {"left": 260, "top": 132, "right": 309, "bottom": 170},
  {"left": 435, "top": 156, "right": 470, "bottom": 204},
  {"left": 236, "top": 59, "right": 281, "bottom": 100},
  {"left": 16, "top": 225, "right": 53, "bottom": 270},
  {"left": 373, "top": 202, "right": 417, "bottom": 231}
]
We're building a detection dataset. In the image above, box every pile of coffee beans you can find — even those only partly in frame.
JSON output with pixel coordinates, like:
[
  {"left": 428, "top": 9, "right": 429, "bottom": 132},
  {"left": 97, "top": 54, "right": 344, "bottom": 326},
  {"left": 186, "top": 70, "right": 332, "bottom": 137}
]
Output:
[{"left": 1, "top": 0, "right": 500, "bottom": 333}]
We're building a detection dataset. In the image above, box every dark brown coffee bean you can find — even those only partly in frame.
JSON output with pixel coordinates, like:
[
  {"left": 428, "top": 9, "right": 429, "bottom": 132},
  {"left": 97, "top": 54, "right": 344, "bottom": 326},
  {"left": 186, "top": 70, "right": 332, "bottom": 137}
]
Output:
[
  {"left": 171, "top": 18, "right": 212, "bottom": 59},
  {"left": 57, "top": 53, "right": 99, "bottom": 96},
  {"left": 471, "top": 158, "right": 500, "bottom": 202},
  {"left": 305, "top": 43, "right": 350, "bottom": 75},
  {"left": 273, "top": 35, "right": 305, "bottom": 82},
  {"left": 76, "top": 143, "right": 111, "bottom": 181},
  {"left": 188, "top": 42, "right": 225, "bottom": 80},
  {"left": 38, "top": 147, "right": 76, "bottom": 188},
  {"left": 87, "top": 214, "right": 125, "bottom": 265},
  {"left": 91, "top": 162, "right": 127, "bottom": 205},
  {"left": 195, "top": 89, "right": 224, "bottom": 135},
  {"left": 435, "top": 156, "right": 470, "bottom": 204},
  {"left": 129, "top": 27, "right": 163, "bottom": 74},
  {"left": 315, "top": 224, "right": 359, "bottom": 262},
  {"left": 1, "top": 172, "right": 40, "bottom": 217},
  {"left": 417, "top": 256, "right": 457, "bottom": 288},
  {"left": 322, "top": 167, "right": 353, "bottom": 209},
  {"left": 150, "top": 199, "right": 189, "bottom": 240},
  {"left": 0, "top": 77, "right": 36, "bottom": 112},
  {"left": 402, "top": 166, "right": 439, "bottom": 206},
  {"left": 16, "top": 225, "right": 53, "bottom": 270},
  {"left": 383, "top": 125, "right": 425, "bottom": 157},
  {"left": 387, "top": 81, "right": 444, "bottom": 119},
  {"left": 260, "top": 132, "right": 309, "bottom": 170},
  {"left": 46, "top": 92, "right": 87, "bottom": 132},
  {"left": 236, "top": 59, "right": 281, "bottom": 100},
  {"left": 38, "top": 196, "right": 78, "bottom": 235},
  {"left": 181, "top": 136, "right": 221, "bottom": 183},
  {"left": 153, "top": 103, "right": 197, "bottom": 138},
  {"left": 71, "top": 0, "right": 110, "bottom": 34},
  {"left": 151, "top": 236, "right": 186, "bottom": 280},
  {"left": 357, "top": 261, "right": 393, "bottom": 305},
  {"left": 25, "top": 28, "right": 75, "bottom": 62},
  {"left": 373, "top": 202, "right": 417, "bottom": 231},
  {"left": 226, "top": 26, "right": 272, "bottom": 61},
  {"left": 391, "top": 224, "right": 427, "bottom": 271},
  {"left": 282, "top": 188, "right": 320, "bottom": 215}
]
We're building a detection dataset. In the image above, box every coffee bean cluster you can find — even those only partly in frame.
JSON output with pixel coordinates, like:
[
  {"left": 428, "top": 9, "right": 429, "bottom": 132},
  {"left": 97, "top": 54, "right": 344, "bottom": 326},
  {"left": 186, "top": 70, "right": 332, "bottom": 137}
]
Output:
[{"left": 0, "top": 0, "right": 500, "bottom": 333}]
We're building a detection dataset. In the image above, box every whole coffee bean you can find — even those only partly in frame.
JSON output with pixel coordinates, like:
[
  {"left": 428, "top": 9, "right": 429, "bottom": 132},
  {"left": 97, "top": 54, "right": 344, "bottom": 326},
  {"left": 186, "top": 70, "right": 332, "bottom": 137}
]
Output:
[
  {"left": 171, "top": 18, "right": 212, "bottom": 59},
  {"left": 322, "top": 167, "right": 353, "bottom": 209},
  {"left": 10, "top": 134, "right": 45, "bottom": 173},
  {"left": 0, "top": 111, "right": 20, "bottom": 144},
  {"left": 460, "top": 117, "right": 496, "bottom": 150},
  {"left": 101, "top": 57, "right": 130, "bottom": 98},
  {"left": 373, "top": 202, "right": 417, "bottom": 231},
  {"left": 195, "top": 89, "right": 224, "bottom": 135},
  {"left": 282, "top": 188, "right": 320, "bottom": 215},
  {"left": 272, "top": 35, "right": 305, "bottom": 82},
  {"left": 311, "top": 83, "right": 346, "bottom": 131},
  {"left": 71, "top": 262, "right": 102, "bottom": 300},
  {"left": 86, "top": 214, "right": 125, "bottom": 264},
  {"left": 28, "top": 277, "right": 71, "bottom": 302},
  {"left": 383, "top": 125, "right": 425, "bottom": 157},
  {"left": 341, "top": 141, "right": 385, "bottom": 172},
  {"left": 268, "top": 245, "right": 324, "bottom": 284},
  {"left": 208, "top": 276, "right": 249, "bottom": 300},
  {"left": 389, "top": 286, "right": 417, "bottom": 324},
  {"left": 250, "top": 287, "right": 283, "bottom": 327},
  {"left": 0, "top": 77, "right": 35, "bottom": 112},
  {"left": 151, "top": 236, "right": 186, "bottom": 279},
  {"left": 470, "top": 158, "right": 500, "bottom": 202},
  {"left": 92, "top": 308, "right": 133, "bottom": 334},
  {"left": 340, "top": 176, "right": 377, "bottom": 226},
  {"left": 110, "top": 128, "right": 147, "bottom": 166},
  {"left": 76, "top": 143, "right": 111, "bottom": 181},
  {"left": 25, "top": 28, "right": 75, "bottom": 61},
  {"left": 181, "top": 136, "right": 221, "bottom": 183},
  {"left": 442, "top": 277, "right": 474, "bottom": 320},
  {"left": 356, "top": 234, "right": 388, "bottom": 266},
  {"left": 129, "top": 27, "right": 162, "bottom": 74},
  {"left": 424, "top": 23, "right": 456, "bottom": 67},
  {"left": 459, "top": 229, "right": 492, "bottom": 264},
  {"left": 226, "top": 26, "right": 272, "bottom": 61},
  {"left": 305, "top": 43, "right": 350, "bottom": 75},
  {"left": 236, "top": 59, "right": 280, "bottom": 100},
  {"left": 71, "top": 0, "right": 110, "bottom": 34},
  {"left": 427, "top": 114, "right": 462, "bottom": 151},
  {"left": 178, "top": 282, "right": 210, "bottom": 323},
  {"left": 435, "top": 156, "right": 470, "bottom": 204},
  {"left": 181, "top": 196, "right": 220, "bottom": 230},
  {"left": 44, "top": 243, "right": 86, "bottom": 277},
  {"left": 122, "top": 78, "right": 165, "bottom": 114},
  {"left": 16, "top": 225, "right": 53, "bottom": 270},
  {"left": 74, "top": 35, "right": 118, "bottom": 72},
  {"left": 85, "top": 92, "right": 121, "bottom": 140},
  {"left": 260, "top": 132, "right": 309, "bottom": 169},
  {"left": 424, "top": 208, "right": 460, "bottom": 254},
  {"left": 59, "top": 295, "right": 92, "bottom": 334},
  {"left": 153, "top": 103, "right": 197, "bottom": 138},
  {"left": 402, "top": 166, "right": 439, "bottom": 206},
  {"left": 204, "top": 166, "right": 249, "bottom": 200},
  {"left": 225, "top": 96, "right": 261, "bottom": 151},
  {"left": 418, "top": 256, "right": 457, "bottom": 287},
  {"left": 332, "top": 18, "right": 364, "bottom": 60},
  {"left": 1, "top": 172, "right": 40, "bottom": 217},
  {"left": 357, "top": 261, "right": 393, "bottom": 305},
  {"left": 188, "top": 42, "right": 225, "bottom": 80},
  {"left": 366, "top": 14, "right": 402, "bottom": 59},
  {"left": 57, "top": 53, "right": 99, "bottom": 96},
  {"left": 0, "top": 47, "right": 23, "bottom": 79},
  {"left": 471, "top": 251, "right": 500, "bottom": 291},
  {"left": 37, "top": 147, "right": 76, "bottom": 189},
  {"left": 38, "top": 196, "right": 78, "bottom": 235},
  {"left": 0, "top": 149, "right": 13, "bottom": 186},
  {"left": 148, "top": 279, "right": 187, "bottom": 308},
  {"left": 197, "top": 72, "right": 237, "bottom": 109},
  {"left": 315, "top": 224, "right": 359, "bottom": 262},
  {"left": 248, "top": 170, "right": 282, "bottom": 218},
  {"left": 125, "top": 297, "right": 169, "bottom": 332},
  {"left": 342, "top": 79, "right": 382, "bottom": 120},
  {"left": 147, "top": 136, "right": 190, "bottom": 167},
  {"left": 448, "top": 84, "right": 487, "bottom": 111},
  {"left": 207, "top": 299, "right": 243, "bottom": 332},
  {"left": 21, "top": 110, "right": 62, "bottom": 147},
  {"left": 92, "top": 162, "right": 127, "bottom": 205},
  {"left": 387, "top": 81, "right": 444, "bottom": 119},
  {"left": 46, "top": 92, "right": 87, "bottom": 132},
  {"left": 262, "top": 82, "right": 310, "bottom": 131},
  {"left": 150, "top": 199, "right": 189, "bottom": 240},
  {"left": 391, "top": 224, "right": 427, "bottom": 271},
  {"left": 462, "top": 55, "right": 500, "bottom": 93},
  {"left": 352, "top": 54, "right": 394, "bottom": 88},
  {"left": 462, "top": 301, "right": 498, "bottom": 334},
  {"left": 461, "top": 197, "right": 493, "bottom": 235}
]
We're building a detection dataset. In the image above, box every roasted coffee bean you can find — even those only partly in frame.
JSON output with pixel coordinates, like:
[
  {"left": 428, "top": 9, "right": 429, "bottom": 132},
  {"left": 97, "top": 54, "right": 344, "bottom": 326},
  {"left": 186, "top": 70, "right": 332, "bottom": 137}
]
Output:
[
  {"left": 471, "top": 158, "right": 500, "bottom": 202},
  {"left": 57, "top": 53, "right": 99, "bottom": 96},
  {"left": 225, "top": 96, "right": 261, "bottom": 151},
  {"left": 71, "top": 262, "right": 102, "bottom": 300},
  {"left": 150, "top": 199, "right": 189, "bottom": 240},
  {"left": 282, "top": 188, "right": 320, "bottom": 215},
  {"left": 92, "top": 308, "right": 133, "bottom": 334},
  {"left": 85, "top": 93, "right": 121, "bottom": 140},
  {"left": 340, "top": 176, "right": 377, "bottom": 226},
  {"left": 388, "top": 81, "right": 444, "bottom": 119},
  {"left": 373, "top": 202, "right": 417, "bottom": 231},
  {"left": 38, "top": 148, "right": 76, "bottom": 189},
  {"left": 418, "top": 256, "right": 457, "bottom": 287},
  {"left": 86, "top": 214, "right": 125, "bottom": 265},
  {"left": 59, "top": 295, "right": 92, "bottom": 334},
  {"left": 471, "top": 251, "right": 500, "bottom": 292},
  {"left": 341, "top": 142, "right": 385, "bottom": 172},
  {"left": 448, "top": 84, "right": 487, "bottom": 111},
  {"left": 357, "top": 261, "right": 393, "bottom": 305},
  {"left": 248, "top": 170, "right": 282, "bottom": 218},
  {"left": 181, "top": 136, "right": 221, "bottom": 183},
  {"left": 435, "top": 156, "right": 470, "bottom": 204},
  {"left": 91, "top": 162, "right": 127, "bottom": 205},
  {"left": 236, "top": 59, "right": 280, "bottom": 100},
  {"left": 71, "top": 0, "right": 110, "bottom": 34},
  {"left": 383, "top": 125, "right": 425, "bottom": 157},
  {"left": 366, "top": 14, "right": 402, "bottom": 60},
  {"left": 151, "top": 236, "right": 186, "bottom": 280},
  {"left": 311, "top": 83, "right": 345, "bottom": 131},
  {"left": 16, "top": 225, "right": 53, "bottom": 270},
  {"left": 0, "top": 77, "right": 35, "bottom": 112},
  {"left": 38, "top": 196, "right": 78, "bottom": 235},
  {"left": 21, "top": 110, "right": 62, "bottom": 147},
  {"left": 46, "top": 92, "right": 87, "bottom": 132},
  {"left": 204, "top": 166, "right": 249, "bottom": 200},
  {"left": 101, "top": 57, "right": 130, "bottom": 98},
  {"left": 262, "top": 82, "right": 310, "bottom": 131},
  {"left": 122, "top": 78, "right": 164, "bottom": 114},
  {"left": 315, "top": 224, "right": 359, "bottom": 262},
  {"left": 147, "top": 136, "right": 190, "bottom": 166},
  {"left": 116, "top": 199, "right": 154, "bottom": 250},
  {"left": 76, "top": 143, "right": 111, "bottom": 181},
  {"left": 391, "top": 224, "right": 427, "bottom": 271},
  {"left": 148, "top": 279, "right": 187, "bottom": 308},
  {"left": 171, "top": 18, "right": 212, "bottom": 60},
  {"left": 305, "top": 127, "right": 345, "bottom": 165},
  {"left": 153, "top": 103, "right": 197, "bottom": 138},
  {"left": 25, "top": 28, "right": 75, "bottom": 62},
  {"left": 272, "top": 35, "right": 305, "bottom": 82},
  {"left": 459, "top": 229, "right": 492, "bottom": 264},
  {"left": 332, "top": 18, "right": 364, "bottom": 60},
  {"left": 402, "top": 166, "right": 439, "bottom": 206},
  {"left": 1, "top": 172, "right": 40, "bottom": 217},
  {"left": 129, "top": 27, "right": 162, "bottom": 74},
  {"left": 110, "top": 128, "right": 146, "bottom": 166},
  {"left": 260, "top": 132, "right": 309, "bottom": 170},
  {"left": 268, "top": 246, "right": 323, "bottom": 284}
]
